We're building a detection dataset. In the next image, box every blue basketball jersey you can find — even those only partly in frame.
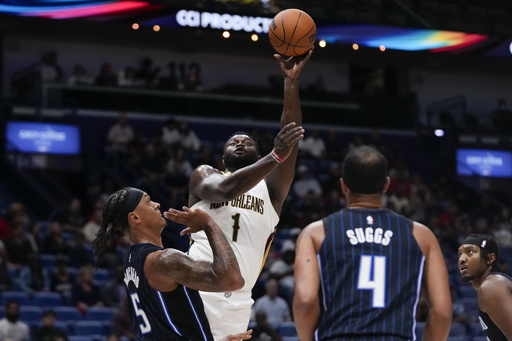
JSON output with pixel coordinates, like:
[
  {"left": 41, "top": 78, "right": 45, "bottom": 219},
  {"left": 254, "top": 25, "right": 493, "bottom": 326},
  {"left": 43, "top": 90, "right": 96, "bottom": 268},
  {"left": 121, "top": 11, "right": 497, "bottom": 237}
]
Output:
[
  {"left": 316, "top": 208, "right": 425, "bottom": 341},
  {"left": 478, "top": 272, "right": 512, "bottom": 341},
  {"left": 124, "top": 243, "right": 214, "bottom": 341}
]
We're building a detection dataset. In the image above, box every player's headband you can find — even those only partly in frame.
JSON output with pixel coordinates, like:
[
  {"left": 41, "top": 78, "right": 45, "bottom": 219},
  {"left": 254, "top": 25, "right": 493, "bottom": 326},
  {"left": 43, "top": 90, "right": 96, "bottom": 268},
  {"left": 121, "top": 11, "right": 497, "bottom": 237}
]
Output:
[
  {"left": 121, "top": 188, "right": 144, "bottom": 219},
  {"left": 462, "top": 235, "right": 500, "bottom": 257}
]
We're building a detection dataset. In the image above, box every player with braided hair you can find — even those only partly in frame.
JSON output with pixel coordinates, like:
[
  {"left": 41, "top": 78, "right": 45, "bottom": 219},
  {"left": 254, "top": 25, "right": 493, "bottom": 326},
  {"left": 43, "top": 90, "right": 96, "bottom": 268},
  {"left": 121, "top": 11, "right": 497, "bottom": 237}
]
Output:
[{"left": 92, "top": 187, "right": 251, "bottom": 341}]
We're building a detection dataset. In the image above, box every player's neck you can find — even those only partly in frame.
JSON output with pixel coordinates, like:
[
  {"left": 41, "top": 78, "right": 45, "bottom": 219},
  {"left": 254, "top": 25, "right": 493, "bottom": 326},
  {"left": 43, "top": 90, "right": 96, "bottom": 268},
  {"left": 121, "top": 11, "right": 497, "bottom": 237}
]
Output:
[
  {"left": 471, "top": 268, "right": 493, "bottom": 290},
  {"left": 347, "top": 195, "right": 383, "bottom": 209}
]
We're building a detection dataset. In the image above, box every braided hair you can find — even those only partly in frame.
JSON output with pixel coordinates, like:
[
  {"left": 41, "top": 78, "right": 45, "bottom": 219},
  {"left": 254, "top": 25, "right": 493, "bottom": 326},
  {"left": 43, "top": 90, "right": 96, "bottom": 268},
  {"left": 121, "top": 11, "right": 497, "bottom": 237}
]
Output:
[{"left": 92, "top": 187, "right": 134, "bottom": 256}]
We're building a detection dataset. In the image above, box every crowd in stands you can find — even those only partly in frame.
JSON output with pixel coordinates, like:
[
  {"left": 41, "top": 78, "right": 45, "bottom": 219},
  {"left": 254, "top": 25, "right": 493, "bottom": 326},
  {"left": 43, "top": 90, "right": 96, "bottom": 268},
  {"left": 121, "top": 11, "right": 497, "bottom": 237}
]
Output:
[
  {"left": 37, "top": 51, "right": 203, "bottom": 93},
  {"left": 1, "top": 111, "right": 511, "bottom": 340}
]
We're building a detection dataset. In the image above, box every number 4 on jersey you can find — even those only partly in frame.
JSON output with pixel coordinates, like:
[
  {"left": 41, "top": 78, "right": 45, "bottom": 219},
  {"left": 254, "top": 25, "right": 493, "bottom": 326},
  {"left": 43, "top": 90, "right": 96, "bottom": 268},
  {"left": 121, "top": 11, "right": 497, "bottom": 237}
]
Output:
[{"left": 357, "top": 255, "right": 386, "bottom": 308}]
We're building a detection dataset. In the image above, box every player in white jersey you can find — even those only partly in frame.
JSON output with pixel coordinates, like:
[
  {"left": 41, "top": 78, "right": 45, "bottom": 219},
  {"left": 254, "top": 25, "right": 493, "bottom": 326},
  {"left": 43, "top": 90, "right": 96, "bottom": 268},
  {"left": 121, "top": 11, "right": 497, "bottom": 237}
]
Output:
[{"left": 186, "top": 49, "right": 312, "bottom": 340}]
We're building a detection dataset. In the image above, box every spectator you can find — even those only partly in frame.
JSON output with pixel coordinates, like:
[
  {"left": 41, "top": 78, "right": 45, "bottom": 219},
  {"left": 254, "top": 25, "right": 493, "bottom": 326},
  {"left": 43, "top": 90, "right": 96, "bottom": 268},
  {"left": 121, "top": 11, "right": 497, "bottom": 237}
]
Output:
[
  {"left": 160, "top": 117, "right": 181, "bottom": 148},
  {"left": 1, "top": 203, "right": 30, "bottom": 240},
  {"left": 324, "top": 129, "right": 343, "bottom": 161},
  {"left": 251, "top": 311, "right": 282, "bottom": 341},
  {"left": 106, "top": 111, "right": 135, "bottom": 157},
  {"left": 83, "top": 205, "right": 102, "bottom": 244},
  {"left": 71, "top": 265, "right": 105, "bottom": 315},
  {"left": 134, "top": 57, "right": 153, "bottom": 86},
  {"left": 268, "top": 244, "right": 296, "bottom": 306},
  {"left": 111, "top": 297, "right": 136, "bottom": 340},
  {"left": 67, "top": 64, "right": 93, "bottom": 86},
  {"left": 491, "top": 97, "right": 512, "bottom": 132},
  {"left": 18, "top": 253, "right": 51, "bottom": 294},
  {"left": 95, "top": 62, "right": 118, "bottom": 86},
  {"left": 0, "top": 243, "right": 12, "bottom": 291},
  {"left": 43, "top": 220, "right": 71, "bottom": 256},
  {"left": 67, "top": 232, "right": 94, "bottom": 269},
  {"left": 118, "top": 66, "right": 142, "bottom": 88},
  {"left": 32, "top": 310, "right": 68, "bottom": 341},
  {"left": 52, "top": 198, "right": 86, "bottom": 236},
  {"left": 102, "top": 266, "right": 126, "bottom": 311},
  {"left": 177, "top": 120, "right": 201, "bottom": 152},
  {"left": 133, "top": 143, "right": 166, "bottom": 190},
  {"left": 251, "top": 279, "right": 291, "bottom": 330},
  {"left": 387, "top": 187, "right": 411, "bottom": 216},
  {"left": 26, "top": 221, "right": 43, "bottom": 254},
  {"left": 39, "top": 51, "right": 63, "bottom": 83},
  {"left": 299, "top": 129, "right": 325, "bottom": 159},
  {"left": 292, "top": 165, "right": 322, "bottom": 201},
  {"left": 164, "top": 147, "right": 193, "bottom": 206},
  {"left": 51, "top": 256, "right": 74, "bottom": 301},
  {"left": 0, "top": 300, "right": 30, "bottom": 341},
  {"left": 182, "top": 62, "right": 202, "bottom": 92},
  {"left": 4, "top": 222, "right": 33, "bottom": 269}
]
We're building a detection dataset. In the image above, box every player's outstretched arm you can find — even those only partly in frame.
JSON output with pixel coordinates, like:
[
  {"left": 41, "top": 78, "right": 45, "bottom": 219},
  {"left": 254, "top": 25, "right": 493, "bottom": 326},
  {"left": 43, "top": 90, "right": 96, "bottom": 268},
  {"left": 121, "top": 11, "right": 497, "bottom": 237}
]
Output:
[
  {"left": 293, "top": 220, "right": 323, "bottom": 341},
  {"left": 148, "top": 207, "right": 244, "bottom": 292},
  {"left": 413, "top": 222, "right": 452, "bottom": 341}
]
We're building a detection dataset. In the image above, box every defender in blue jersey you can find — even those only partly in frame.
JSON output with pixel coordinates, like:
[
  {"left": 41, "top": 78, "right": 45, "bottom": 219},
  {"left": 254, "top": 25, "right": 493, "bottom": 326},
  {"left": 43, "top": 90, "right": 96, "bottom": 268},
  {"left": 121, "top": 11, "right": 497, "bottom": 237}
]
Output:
[
  {"left": 92, "top": 187, "right": 252, "bottom": 341},
  {"left": 293, "top": 146, "right": 452, "bottom": 341},
  {"left": 458, "top": 234, "right": 512, "bottom": 340}
]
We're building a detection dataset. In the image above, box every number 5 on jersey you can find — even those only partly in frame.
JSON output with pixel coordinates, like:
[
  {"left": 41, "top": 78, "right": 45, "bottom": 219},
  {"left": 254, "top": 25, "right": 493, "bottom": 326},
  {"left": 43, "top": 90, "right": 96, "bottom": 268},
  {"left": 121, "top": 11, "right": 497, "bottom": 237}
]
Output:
[{"left": 357, "top": 255, "right": 386, "bottom": 308}]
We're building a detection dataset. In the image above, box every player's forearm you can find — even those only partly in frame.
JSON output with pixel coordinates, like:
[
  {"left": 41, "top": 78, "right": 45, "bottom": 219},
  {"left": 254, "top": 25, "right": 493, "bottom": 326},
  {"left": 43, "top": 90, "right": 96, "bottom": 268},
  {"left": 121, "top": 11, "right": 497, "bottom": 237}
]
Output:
[
  {"left": 293, "top": 301, "right": 319, "bottom": 341},
  {"left": 422, "top": 309, "right": 452, "bottom": 341},
  {"left": 281, "top": 77, "right": 302, "bottom": 126},
  {"left": 210, "top": 154, "right": 280, "bottom": 200},
  {"left": 203, "top": 222, "right": 245, "bottom": 291}
]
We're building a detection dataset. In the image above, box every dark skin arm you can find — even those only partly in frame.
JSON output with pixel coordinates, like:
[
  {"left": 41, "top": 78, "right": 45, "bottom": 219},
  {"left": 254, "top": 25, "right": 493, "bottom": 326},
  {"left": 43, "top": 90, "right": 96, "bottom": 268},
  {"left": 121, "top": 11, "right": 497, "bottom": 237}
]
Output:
[
  {"left": 188, "top": 50, "right": 313, "bottom": 214},
  {"left": 146, "top": 207, "right": 244, "bottom": 292},
  {"left": 266, "top": 50, "right": 312, "bottom": 214}
]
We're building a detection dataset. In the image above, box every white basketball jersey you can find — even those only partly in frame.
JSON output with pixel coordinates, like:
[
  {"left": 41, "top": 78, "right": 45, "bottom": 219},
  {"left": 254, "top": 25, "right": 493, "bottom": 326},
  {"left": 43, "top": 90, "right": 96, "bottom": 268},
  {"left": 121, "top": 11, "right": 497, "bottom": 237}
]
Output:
[
  {"left": 189, "top": 176, "right": 279, "bottom": 291},
  {"left": 189, "top": 176, "right": 280, "bottom": 340}
]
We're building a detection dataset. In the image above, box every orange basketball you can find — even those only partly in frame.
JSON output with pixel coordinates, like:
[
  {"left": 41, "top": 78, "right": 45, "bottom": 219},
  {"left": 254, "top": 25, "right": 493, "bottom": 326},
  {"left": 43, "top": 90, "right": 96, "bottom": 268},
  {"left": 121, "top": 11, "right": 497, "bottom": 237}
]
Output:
[{"left": 268, "top": 8, "right": 316, "bottom": 57}]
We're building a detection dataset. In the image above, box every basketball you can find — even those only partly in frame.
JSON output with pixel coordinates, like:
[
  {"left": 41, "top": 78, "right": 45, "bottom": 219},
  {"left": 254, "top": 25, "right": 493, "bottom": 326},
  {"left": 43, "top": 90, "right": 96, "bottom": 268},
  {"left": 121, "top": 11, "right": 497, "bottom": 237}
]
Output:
[{"left": 268, "top": 8, "right": 316, "bottom": 57}]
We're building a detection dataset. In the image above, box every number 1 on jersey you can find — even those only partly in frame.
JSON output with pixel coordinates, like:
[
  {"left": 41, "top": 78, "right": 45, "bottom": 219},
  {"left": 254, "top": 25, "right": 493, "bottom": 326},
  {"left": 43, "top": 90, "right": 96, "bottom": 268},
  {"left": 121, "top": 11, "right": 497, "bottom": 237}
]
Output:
[
  {"left": 231, "top": 213, "right": 241, "bottom": 242},
  {"left": 357, "top": 255, "right": 386, "bottom": 308}
]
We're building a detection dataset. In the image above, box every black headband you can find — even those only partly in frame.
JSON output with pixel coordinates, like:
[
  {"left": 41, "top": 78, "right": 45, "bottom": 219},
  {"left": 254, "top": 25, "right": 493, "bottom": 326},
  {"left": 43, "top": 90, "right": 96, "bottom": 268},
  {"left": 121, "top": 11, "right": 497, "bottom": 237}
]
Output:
[
  {"left": 462, "top": 235, "right": 500, "bottom": 257},
  {"left": 120, "top": 188, "right": 144, "bottom": 220}
]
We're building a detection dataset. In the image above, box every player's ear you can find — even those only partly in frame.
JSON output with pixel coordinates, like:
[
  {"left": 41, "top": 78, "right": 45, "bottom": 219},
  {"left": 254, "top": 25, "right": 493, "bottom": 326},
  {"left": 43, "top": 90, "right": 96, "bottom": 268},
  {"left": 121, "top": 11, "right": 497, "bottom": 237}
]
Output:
[
  {"left": 382, "top": 177, "right": 391, "bottom": 193},
  {"left": 488, "top": 252, "right": 497, "bottom": 265},
  {"left": 340, "top": 178, "right": 349, "bottom": 194},
  {"left": 127, "top": 211, "right": 140, "bottom": 225}
]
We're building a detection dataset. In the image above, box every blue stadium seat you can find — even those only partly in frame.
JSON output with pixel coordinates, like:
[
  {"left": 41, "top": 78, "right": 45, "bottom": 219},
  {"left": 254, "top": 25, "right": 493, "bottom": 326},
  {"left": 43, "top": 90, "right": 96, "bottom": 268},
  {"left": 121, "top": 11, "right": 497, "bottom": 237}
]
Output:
[
  {"left": 448, "top": 322, "right": 467, "bottom": 337},
  {"left": 53, "top": 306, "right": 82, "bottom": 323},
  {"left": 30, "top": 320, "right": 70, "bottom": 335},
  {"left": 282, "top": 337, "right": 299, "bottom": 341},
  {"left": 1, "top": 291, "right": 32, "bottom": 306},
  {"left": 73, "top": 320, "right": 106, "bottom": 337},
  {"left": 458, "top": 284, "right": 477, "bottom": 298},
  {"left": 84, "top": 306, "right": 114, "bottom": 321},
  {"left": 461, "top": 297, "right": 479, "bottom": 314},
  {"left": 40, "top": 254, "right": 57, "bottom": 267},
  {"left": 447, "top": 337, "right": 466, "bottom": 341},
  {"left": 470, "top": 322, "right": 485, "bottom": 337},
  {"left": 93, "top": 268, "right": 111, "bottom": 282},
  {"left": 19, "top": 306, "right": 43, "bottom": 323},
  {"left": 277, "top": 322, "right": 297, "bottom": 337},
  {"left": 32, "top": 292, "right": 63, "bottom": 308},
  {"left": 472, "top": 336, "right": 488, "bottom": 341}
]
